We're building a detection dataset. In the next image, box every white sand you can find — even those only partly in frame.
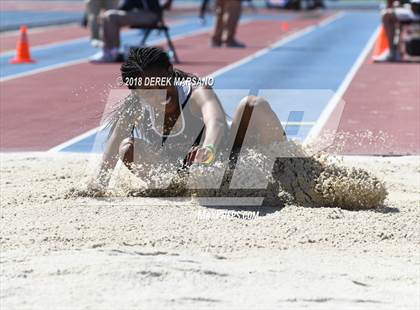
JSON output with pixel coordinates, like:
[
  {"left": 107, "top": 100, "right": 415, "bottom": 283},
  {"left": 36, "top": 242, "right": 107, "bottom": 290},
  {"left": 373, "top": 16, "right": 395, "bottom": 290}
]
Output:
[{"left": 0, "top": 153, "right": 419, "bottom": 309}]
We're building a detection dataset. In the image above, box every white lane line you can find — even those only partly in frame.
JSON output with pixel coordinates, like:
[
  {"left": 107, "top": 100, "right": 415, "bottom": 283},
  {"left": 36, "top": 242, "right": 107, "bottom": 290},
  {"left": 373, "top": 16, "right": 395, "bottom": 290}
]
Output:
[
  {"left": 48, "top": 12, "right": 344, "bottom": 153},
  {"left": 0, "top": 19, "right": 252, "bottom": 83},
  {"left": 1, "top": 36, "right": 94, "bottom": 58},
  {"left": 48, "top": 125, "right": 107, "bottom": 153},
  {"left": 0, "top": 58, "right": 89, "bottom": 82},
  {"left": 303, "top": 25, "right": 380, "bottom": 146}
]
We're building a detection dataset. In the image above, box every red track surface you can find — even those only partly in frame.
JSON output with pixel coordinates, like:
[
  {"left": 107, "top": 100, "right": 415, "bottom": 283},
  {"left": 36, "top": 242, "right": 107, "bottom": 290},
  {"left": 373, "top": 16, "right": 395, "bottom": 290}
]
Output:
[
  {"left": 0, "top": 16, "right": 327, "bottom": 151},
  {"left": 325, "top": 53, "right": 420, "bottom": 155}
]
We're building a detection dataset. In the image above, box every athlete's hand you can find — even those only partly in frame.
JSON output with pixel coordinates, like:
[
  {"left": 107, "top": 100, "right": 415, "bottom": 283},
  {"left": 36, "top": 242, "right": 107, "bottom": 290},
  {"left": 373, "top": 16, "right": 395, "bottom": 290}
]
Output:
[{"left": 185, "top": 146, "right": 214, "bottom": 166}]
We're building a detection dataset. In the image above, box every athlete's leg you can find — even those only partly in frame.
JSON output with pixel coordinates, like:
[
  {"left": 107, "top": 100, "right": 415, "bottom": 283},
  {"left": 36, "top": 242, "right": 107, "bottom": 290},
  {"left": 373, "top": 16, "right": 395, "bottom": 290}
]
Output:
[{"left": 229, "top": 95, "right": 286, "bottom": 149}]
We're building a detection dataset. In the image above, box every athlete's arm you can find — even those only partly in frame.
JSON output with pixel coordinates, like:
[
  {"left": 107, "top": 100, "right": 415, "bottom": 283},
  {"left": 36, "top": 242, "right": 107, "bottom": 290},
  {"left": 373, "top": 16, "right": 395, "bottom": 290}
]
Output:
[
  {"left": 94, "top": 112, "right": 134, "bottom": 188},
  {"left": 187, "top": 86, "right": 228, "bottom": 163}
]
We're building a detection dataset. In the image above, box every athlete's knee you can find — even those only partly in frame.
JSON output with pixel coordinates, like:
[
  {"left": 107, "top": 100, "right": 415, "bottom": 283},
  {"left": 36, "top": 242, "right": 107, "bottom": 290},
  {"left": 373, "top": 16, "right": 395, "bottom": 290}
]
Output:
[
  {"left": 239, "top": 95, "right": 272, "bottom": 112},
  {"left": 239, "top": 95, "right": 272, "bottom": 113}
]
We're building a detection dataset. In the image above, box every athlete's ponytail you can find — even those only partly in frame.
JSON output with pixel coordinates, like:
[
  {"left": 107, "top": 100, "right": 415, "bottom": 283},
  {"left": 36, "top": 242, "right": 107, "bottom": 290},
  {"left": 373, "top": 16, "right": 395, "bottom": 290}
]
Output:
[{"left": 121, "top": 47, "right": 196, "bottom": 89}]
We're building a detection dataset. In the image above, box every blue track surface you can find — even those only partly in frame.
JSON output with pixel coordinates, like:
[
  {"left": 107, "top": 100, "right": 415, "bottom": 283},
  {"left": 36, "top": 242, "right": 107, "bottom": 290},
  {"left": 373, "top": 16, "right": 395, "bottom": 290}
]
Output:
[
  {"left": 0, "top": 11, "right": 83, "bottom": 31},
  {"left": 215, "top": 11, "right": 379, "bottom": 133},
  {"left": 60, "top": 11, "right": 379, "bottom": 152}
]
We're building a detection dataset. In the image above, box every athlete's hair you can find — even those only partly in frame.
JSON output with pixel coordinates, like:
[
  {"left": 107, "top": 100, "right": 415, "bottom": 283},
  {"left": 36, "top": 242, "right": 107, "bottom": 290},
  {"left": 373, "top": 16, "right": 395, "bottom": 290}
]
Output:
[
  {"left": 121, "top": 47, "right": 195, "bottom": 89},
  {"left": 121, "top": 47, "right": 170, "bottom": 88}
]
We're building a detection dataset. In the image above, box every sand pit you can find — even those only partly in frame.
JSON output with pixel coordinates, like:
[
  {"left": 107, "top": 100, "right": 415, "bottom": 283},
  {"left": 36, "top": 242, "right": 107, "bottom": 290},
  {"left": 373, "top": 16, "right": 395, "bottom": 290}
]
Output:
[{"left": 1, "top": 152, "right": 419, "bottom": 309}]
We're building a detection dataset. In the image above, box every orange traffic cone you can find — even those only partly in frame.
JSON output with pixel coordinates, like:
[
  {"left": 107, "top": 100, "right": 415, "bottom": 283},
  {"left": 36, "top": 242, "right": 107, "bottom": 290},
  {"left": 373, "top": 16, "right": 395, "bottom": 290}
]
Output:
[
  {"left": 281, "top": 22, "right": 289, "bottom": 32},
  {"left": 9, "top": 25, "right": 35, "bottom": 64},
  {"left": 372, "top": 26, "right": 389, "bottom": 59}
]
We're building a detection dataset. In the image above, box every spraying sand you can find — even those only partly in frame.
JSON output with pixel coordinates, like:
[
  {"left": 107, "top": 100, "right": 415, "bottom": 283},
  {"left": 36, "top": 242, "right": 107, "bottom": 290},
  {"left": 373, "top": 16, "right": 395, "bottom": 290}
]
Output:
[{"left": 68, "top": 141, "right": 388, "bottom": 211}]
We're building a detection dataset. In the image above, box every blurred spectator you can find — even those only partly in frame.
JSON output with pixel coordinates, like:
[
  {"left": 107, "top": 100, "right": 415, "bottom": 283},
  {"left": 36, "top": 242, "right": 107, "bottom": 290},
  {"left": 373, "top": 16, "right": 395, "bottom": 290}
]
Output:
[
  {"left": 211, "top": 0, "right": 244, "bottom": 47},
  {"left": 91, "top": 0, "right": 172, "bottom": 63},
  {"left": 85, "top": 0, "right": 118, "bottom": 47},
  {"left": 375, "top": 0, "right": 420, "bottom": 62}
]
